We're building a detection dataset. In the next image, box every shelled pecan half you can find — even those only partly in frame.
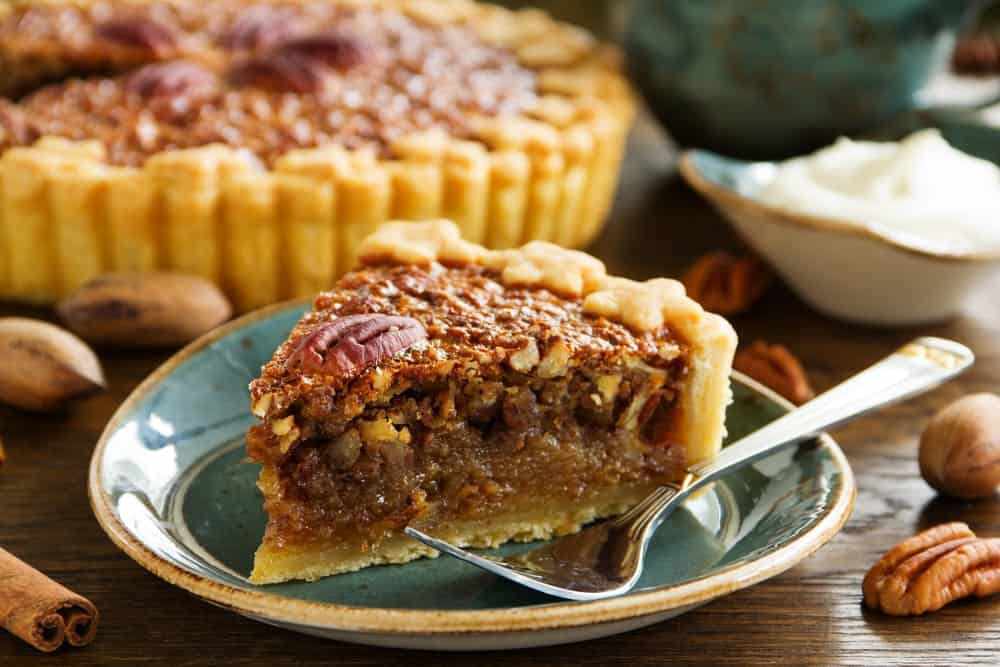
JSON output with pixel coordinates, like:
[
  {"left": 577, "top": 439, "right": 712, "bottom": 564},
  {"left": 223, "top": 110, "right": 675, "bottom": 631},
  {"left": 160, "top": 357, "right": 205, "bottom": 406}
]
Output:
[
  {"left": 94, "top": 16, "right": 179, "bottom": 57},
  {"left": 733, "top": 340, "right": 814, "bottom": 405},
  {"left": 682, "top": 252, "right": 771, "bottom": 315},
  {"left": 126, "top": 61, "right": 218, "bottom": 102},
  {"left": 229, "top": 51, "right": 326, "bottom": 93},
  {"left": 285, "top": 314, "right": 427, "bottom": 376},
  {"left": 280, "top": 32, "right": 372, "bottom": 71},
  {"left": 863, "top": 522, "right": 1000, "bottom": 615}
]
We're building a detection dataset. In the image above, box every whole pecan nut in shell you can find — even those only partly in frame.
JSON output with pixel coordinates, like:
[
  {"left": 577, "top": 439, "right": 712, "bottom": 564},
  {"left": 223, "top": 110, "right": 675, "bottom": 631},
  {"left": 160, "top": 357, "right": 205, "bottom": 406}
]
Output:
[
  {"left": 682, "top": 252, "right": 771, "bottom": 316},
  {"left": 863, "top": 522, "right": 1000, "bottom": 615},
  {"left": 733, "top": 341, "right": 815, "bottom": 405},
  {"left": 285, "top": 314, "right": 427, "bottom": 377}
]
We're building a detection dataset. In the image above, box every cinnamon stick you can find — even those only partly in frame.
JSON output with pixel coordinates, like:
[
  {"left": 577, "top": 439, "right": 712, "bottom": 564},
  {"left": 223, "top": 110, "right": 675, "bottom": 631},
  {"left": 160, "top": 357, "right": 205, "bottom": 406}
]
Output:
[
  {"left": 0, "top": 435, "right": 5, "bottom": 466},
  {"left": 0, "top": 547, "right": 98, "bottom": 652}
]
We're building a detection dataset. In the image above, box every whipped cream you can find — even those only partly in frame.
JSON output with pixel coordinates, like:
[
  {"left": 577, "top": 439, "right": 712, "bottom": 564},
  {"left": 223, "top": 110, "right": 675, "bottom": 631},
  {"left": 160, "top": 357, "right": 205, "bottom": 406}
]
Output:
[{"left": 759, "top": 129, "right": 1000, "bottom": 255}]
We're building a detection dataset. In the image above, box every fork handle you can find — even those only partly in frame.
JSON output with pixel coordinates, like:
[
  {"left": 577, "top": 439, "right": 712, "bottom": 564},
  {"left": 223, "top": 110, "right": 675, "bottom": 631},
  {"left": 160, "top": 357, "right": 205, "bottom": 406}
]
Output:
[{"left": 686, "top": 337, "right": 973, "bottom": 487}]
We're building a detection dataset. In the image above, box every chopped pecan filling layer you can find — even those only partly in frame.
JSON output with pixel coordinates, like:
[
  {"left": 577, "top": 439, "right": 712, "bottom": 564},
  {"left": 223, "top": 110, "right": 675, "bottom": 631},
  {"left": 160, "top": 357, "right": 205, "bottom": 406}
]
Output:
[
  {"left": 0, "top": 2, "right": 537, "bottom": 165},
  {"left": 250, "top": 360, "right": 686, "bottom": 547}
]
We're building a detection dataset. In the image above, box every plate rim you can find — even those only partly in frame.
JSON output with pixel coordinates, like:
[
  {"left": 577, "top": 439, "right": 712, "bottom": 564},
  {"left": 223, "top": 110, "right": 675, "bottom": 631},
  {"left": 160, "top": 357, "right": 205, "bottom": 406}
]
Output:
[{"left": 88, "top": 300, "right": 856, "bottom": 637}]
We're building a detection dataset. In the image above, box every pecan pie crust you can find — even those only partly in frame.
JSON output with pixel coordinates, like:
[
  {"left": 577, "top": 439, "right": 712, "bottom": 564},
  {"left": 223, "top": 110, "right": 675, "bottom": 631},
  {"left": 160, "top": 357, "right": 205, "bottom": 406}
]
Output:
[
  {"left": 0, "top": 0, "right": 634, "bottom": 311},
  {"left": 248, "top": 221, "right": 736, "bottom": 583}
]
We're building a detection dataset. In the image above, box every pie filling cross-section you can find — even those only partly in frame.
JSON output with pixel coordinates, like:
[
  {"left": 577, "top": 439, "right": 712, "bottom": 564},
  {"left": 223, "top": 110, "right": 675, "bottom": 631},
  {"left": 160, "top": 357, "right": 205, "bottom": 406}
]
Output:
[{"left": 247, "top": 220, "right": 737, "bottom": 584}]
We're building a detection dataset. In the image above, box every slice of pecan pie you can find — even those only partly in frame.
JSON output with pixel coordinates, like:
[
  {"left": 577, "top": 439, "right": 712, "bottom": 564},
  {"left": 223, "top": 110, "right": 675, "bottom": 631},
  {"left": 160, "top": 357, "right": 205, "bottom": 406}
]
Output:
[
  {"left": 0, "top": 0, "right": 633, "bottom": 310},
  {"left": 247, "top": 220, "right": 737, "bottom": 583}
]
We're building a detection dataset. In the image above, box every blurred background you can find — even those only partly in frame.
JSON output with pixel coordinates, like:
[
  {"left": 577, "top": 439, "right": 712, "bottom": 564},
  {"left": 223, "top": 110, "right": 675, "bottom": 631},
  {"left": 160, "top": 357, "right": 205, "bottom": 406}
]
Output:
[{"left": 495, "top": 0, "right": 999, "bottom": 158}]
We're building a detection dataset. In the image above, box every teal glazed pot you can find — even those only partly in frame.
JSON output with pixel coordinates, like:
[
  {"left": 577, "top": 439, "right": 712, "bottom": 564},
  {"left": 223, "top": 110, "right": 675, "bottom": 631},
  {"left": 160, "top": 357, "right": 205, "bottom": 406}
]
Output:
[{"left": 625, "top": 0, "right": 982, "bottom": 159}]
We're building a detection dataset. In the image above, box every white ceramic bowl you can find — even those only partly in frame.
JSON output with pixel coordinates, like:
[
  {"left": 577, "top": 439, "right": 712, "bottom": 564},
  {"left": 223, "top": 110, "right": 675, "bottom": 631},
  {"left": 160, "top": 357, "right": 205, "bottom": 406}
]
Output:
[{"left": 679, "top": 149, "right": 1000, "bottom": 326}]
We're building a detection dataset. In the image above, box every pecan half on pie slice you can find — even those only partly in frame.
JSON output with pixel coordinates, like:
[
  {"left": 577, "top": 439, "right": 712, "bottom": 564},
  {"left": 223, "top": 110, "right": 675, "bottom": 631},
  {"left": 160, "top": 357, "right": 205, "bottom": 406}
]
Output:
[
  {"left": 247, "top": 221, "right": 737, "bottom": 583},
  {"left": 0, "top": 0, "right": 634, "bottom": 311}
]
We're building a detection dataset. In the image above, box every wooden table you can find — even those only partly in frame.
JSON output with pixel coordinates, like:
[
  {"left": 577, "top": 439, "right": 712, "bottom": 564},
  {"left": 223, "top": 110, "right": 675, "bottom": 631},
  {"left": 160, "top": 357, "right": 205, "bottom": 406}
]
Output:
[{"left": 3, "top": 103, "right": 1000, "bottom": 667}]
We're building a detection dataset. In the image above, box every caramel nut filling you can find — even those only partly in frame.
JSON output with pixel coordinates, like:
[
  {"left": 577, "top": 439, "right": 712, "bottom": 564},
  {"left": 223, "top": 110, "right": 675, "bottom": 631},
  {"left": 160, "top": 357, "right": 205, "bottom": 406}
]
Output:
[
  {"left": 0, "top": 2, "right": 538, "bottom": 166},
  {"left": 248, "top": 263, "right": 692, "bottom": 545}
]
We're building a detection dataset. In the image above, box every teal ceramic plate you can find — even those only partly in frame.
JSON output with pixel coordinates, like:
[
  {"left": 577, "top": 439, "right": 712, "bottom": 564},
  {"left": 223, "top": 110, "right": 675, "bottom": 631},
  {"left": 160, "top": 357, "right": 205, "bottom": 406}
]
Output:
[{"left": 89, "top": 302, "right": 855, "bottom": 651}]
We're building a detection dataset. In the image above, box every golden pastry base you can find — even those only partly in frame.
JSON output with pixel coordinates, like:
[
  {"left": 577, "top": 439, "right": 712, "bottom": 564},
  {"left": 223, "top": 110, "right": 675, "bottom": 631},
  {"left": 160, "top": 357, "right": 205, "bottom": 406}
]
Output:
[
  {"left": 250, "top": 481, "right": 659, "bottom": 584},
  {"left": 0, "top": 2, "right": 635, "bottom": 312}
]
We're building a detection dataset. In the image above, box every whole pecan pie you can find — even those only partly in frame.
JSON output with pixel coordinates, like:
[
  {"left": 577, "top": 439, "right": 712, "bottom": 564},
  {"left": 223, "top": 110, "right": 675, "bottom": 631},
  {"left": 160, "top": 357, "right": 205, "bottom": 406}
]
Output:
[
  {"left": 0, "top": 0, "right": 634, "bottom": 311},
  {"left": 247, "top": 220, "right": 736, "bottom": 583}
]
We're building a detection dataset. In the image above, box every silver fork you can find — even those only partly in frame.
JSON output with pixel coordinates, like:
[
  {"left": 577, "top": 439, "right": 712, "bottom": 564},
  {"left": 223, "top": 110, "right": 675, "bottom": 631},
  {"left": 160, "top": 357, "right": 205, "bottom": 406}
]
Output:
[{"left": 404, "top": 337, "right": 974, "bottom": 601}]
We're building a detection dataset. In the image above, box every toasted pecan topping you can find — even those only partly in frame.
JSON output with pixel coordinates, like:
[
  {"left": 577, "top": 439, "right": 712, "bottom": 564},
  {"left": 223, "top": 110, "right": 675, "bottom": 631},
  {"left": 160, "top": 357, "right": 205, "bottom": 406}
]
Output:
[
  {"left": 1, "top": 4, "right": 538, "bottom": 166},
  {"left": 220, "top": 5, "right": 305, "bottom": 51},
  {"left": 285, "top": 313, "right": 427, "bottom": 377},
  {"left": 279, "top": 32, "right": 372, "bottom": 71},
  {"left": 126, "top": 61, "right": 218, "bottom": 101},
  {"left": 94, "top": 16, "right": 179, "bottom": 57},
  {"left": 229, "top": 50, "right": 326, "bottom": 93}
]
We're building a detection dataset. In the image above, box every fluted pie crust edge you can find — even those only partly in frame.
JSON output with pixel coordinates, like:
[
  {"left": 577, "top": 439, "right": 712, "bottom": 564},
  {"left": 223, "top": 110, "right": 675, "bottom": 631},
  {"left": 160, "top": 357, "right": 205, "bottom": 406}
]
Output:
[{"left": 0, "top": 0, "right": 635, "bottom": 312}]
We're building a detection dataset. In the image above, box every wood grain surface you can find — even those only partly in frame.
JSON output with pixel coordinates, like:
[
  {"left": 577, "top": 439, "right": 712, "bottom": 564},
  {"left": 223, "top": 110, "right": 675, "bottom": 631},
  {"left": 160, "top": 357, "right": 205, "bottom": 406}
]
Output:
[{"left": 3, "top": 0, "right": 1000, "bottom": 658}]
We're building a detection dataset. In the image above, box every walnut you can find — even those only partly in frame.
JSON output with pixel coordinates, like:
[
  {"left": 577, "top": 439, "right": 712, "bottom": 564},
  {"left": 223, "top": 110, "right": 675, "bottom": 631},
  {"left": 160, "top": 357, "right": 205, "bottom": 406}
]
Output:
[
  {"left": 919, "top": 394, "right": 1000, "bottom": 499},
  {"left": 734, "top": 341, "right": 814, "bottom": 405},
  {"left": 285, "top": 314, "right": 427, "bottom": 377},
  {"left": 507, "top": 339, "right": 539, "bottom": 373},
  {"left": 271, "top": 415, "right": 295, "bottom": 436},
  {"left": 537, "top": 340, "right": 570, "bottom": 378},
  {"left": 863, "top": 522, "right": 1000, "bottom": 615},
  {"left": 270, "top": 415, "right": 299, "bottom": 454},
  {"left": 251, "top": 392, "right": 273, "bottom": 418},
  {"left": 594, "top": 374, "right": 622, "bottom": 404},
  {"left": 682, "top": 252, "right": 772, "bottom": 316},
  {"left": 358, "top": 417, "right": 400, "bottom": 444}
]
